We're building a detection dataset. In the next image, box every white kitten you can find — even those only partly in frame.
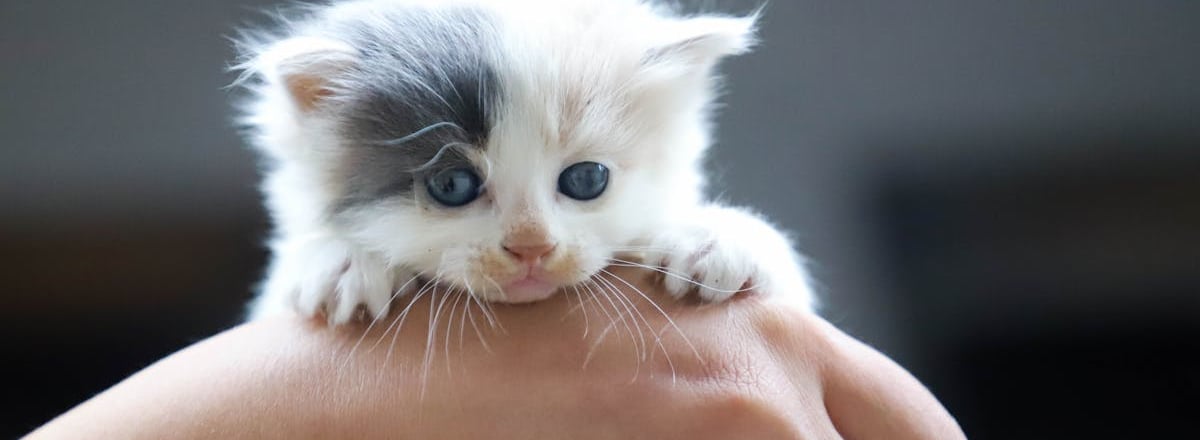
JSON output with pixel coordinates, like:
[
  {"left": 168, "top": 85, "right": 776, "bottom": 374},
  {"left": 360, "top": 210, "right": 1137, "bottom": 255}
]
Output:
[{"left": 234, "top": 0, "right": 815, "bottom": 324}]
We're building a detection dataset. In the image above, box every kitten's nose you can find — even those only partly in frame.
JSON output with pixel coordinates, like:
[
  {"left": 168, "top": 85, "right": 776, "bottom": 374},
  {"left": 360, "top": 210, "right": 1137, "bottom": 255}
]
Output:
[{"left": 502, "top": 242, "right": 557, "bottom": 264}]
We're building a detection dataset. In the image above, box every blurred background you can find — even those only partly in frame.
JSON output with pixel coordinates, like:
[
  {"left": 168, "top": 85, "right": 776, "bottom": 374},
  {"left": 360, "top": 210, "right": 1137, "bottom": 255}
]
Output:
[{"left": 2, "top": 0, "right": 1197, "bottom": 437}]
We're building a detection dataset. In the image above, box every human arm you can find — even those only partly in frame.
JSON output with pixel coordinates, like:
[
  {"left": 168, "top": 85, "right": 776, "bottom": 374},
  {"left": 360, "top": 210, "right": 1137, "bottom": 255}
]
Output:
[{"left": 28, "top": 267, "right": 964, "bottom": 439}]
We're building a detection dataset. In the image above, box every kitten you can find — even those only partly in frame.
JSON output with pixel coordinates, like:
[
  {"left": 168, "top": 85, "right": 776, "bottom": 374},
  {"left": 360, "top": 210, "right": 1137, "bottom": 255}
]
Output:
[{"left": 235, "top": 0, "right": 815, "bottom": 324}]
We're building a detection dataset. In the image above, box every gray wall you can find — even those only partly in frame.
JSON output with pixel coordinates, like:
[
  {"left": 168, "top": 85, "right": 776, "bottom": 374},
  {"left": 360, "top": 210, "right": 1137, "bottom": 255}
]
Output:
[{"left": 715, "top": 0, "right": 1198, "bottom": 351}]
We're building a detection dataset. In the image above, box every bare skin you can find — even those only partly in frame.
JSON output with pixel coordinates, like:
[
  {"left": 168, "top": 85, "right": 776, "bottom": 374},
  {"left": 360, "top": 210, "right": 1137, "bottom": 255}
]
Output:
[{"left": 28, "top": 267, "right": 965, "bottom": 439}]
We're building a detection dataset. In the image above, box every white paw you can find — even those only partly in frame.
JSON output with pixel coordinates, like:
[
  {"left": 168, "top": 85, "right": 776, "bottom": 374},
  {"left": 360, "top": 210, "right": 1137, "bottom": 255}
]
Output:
[
  {"left": 646, "top": 206, "right": 813, "bottom": 307},
  {"left": 258, "top": 237, "right": 404, "bottom": 324}
]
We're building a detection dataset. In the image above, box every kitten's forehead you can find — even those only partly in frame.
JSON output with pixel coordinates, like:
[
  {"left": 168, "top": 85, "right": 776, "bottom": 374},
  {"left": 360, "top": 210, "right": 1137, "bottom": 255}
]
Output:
[
  {"left": 489, "top": 2, "right": 660, "bottom": 151},
  {"left": 471, "top": 9, "right": 666, "bottom": 184}
]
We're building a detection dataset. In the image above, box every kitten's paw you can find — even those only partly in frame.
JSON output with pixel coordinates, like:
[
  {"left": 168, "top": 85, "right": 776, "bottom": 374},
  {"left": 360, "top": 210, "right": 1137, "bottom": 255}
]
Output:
[
  {"left": 261, "top": 237, "right": 400, "bottom": 324},
  {"left": 649, "top": 227, "right": 759, "bottom": 303},
  {"left": 646, "top": 206, "right": 812, "bottom": 306}
]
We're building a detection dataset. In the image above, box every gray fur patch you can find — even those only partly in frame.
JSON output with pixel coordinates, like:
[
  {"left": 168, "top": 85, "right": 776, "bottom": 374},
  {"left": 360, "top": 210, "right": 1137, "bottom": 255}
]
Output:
[{"left": 319, "top": 6, "right": 503, "bottom": 210}]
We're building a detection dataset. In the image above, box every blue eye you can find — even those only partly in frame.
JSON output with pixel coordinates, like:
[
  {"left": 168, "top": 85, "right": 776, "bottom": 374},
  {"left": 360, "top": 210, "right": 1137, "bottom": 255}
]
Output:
[
  {"left": 426, "top": 168, "right": 482, "bottom": 207},
  {"left": 558, "top": 161, "right": 609, "bottom": 201}
]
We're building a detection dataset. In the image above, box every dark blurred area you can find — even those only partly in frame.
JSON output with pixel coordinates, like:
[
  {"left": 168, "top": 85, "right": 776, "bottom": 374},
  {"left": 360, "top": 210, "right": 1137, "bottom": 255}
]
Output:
[{"left": 2, "top": 0, "right": 1197, "bottom": 437}]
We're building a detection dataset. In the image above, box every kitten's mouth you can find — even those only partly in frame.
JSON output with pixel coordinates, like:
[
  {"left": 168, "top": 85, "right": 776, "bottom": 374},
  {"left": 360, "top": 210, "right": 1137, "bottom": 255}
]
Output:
[{"left": 498, "top": 274, "right": 559, "bottom": 303}]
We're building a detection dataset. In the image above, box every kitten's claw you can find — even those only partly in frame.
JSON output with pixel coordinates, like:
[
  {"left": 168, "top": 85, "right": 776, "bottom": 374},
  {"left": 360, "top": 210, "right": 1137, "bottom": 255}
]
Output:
[
  {"left": 260, "top": 237, "right": 396, "bottom": 325},
  {"left": 648, "top": 206, "right": 813, "bottom": 306},
  {"left": 653, "top": 229, "right": 754, "bottom": 302}
]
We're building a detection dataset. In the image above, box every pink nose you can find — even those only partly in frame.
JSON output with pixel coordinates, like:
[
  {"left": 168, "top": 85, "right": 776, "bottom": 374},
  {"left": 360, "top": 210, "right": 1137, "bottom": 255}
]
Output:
[{"left": 502, "top": 242, "right": 557, "bottom": 264}]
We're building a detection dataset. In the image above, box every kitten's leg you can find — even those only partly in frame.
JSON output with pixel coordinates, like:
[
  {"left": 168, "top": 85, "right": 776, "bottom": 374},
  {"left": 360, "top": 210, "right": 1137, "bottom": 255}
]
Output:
[
  {"left": 253, "top": 235, "right": 402, "bottom": 324},
  {"left": 646, "top": 205, "right": 814, "bottom": 309}
]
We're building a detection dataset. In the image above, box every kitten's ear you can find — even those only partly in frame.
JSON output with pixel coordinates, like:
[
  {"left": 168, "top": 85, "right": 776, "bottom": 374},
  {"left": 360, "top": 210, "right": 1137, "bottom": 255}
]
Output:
[
  {"left": 255, "top": 37, "right": 358, "bottom": 111},
  {"left": 645, "top": 14, "right": 758, "bottom": 70}
]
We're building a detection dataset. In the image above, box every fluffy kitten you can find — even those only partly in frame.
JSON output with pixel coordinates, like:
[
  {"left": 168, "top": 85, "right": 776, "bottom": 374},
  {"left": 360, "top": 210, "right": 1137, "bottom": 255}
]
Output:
[{"left": 235, "top": 0, "right": 814, "bottom": 324}]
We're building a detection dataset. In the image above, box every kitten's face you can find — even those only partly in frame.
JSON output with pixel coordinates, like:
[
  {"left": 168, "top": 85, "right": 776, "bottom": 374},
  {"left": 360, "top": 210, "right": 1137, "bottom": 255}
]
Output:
[
  {"left": 246, "top": 0, "right": 754, "bottom": 302},
  {"left": 331, "top": 40, "right": 672, "bottom": 303}
]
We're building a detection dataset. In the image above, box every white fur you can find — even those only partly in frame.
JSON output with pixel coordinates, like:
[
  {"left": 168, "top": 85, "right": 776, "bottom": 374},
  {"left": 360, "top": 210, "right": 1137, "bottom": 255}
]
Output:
[{"left": 239, "top": 0, "right": 814, "bottom": 323}]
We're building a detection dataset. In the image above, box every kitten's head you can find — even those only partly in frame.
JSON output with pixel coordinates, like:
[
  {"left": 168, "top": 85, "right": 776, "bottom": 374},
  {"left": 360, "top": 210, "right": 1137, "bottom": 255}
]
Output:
[{"left": 239, "top": 0, "right": 755, "bottom": 302}]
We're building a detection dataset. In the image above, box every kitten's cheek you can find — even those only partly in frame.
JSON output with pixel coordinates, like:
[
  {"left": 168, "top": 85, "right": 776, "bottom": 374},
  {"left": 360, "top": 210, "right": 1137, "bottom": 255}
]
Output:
[
  {"left": 546, "top": 246, "right": 600, "bottom": 277},
  {"left": 479, "top": 250, "right": 521, "bottom": 278}
]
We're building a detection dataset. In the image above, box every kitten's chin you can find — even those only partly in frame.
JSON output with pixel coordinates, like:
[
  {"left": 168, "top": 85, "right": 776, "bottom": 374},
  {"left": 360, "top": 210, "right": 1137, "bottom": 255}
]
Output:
[{"left": 496, "top": 277, "right": 560, "bottom": 304}]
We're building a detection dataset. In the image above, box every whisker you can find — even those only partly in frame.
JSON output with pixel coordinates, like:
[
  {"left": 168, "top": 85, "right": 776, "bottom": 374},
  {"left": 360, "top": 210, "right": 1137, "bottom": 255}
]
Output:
[
  {"left": 582, "top": 303, "right": 625, "bottom": 370},
  {"left": 457, "top": 288, "right": 469, "bottom": 354},
  {"left": 479, "top": 275, "right": 510, "bottom": 334},
  {"left": 380, "top": 275, "right": 439, "bottom": 363},
  {"left": 562, "top": 283, "right": 586, "bottom": 321},
  {"left": 594, "top": 274, "right": 650, "bottom": 363},
  {"left": 608, "top": 257, "right": 759, "bottom": 294},
  {"left": 597, "top": 270, "right": 679, "bottom": 384},
  {"left": 606, "top": 245, "right": 680, "bottom": 253},
  {"left": 374, "top": 121, "right": 464, "bottom": 146},
  {"left": 443, "top": 287, "right": 465, "bottom": 377},
  {"left": 461, "top": 279, "right": 496, "bottom": 330},
  {"left": 460, "top": 281, "right": 497, "bottom": 354},
  {"left": 578, "top": 280, "right": 619, "bottom": 364},
  {"left": 585, "top": 279, "right": 637, "bottom": 353},
  {"left": 465, "top": 293, "right": 494, "bottom": 354},
  {"left": 595, "top": 276, "right": 651, "bottom": 382},
  {"left": 407, "top": 141, "right": 474, "bottom": 173},
  {"left": 580, "top": 281, "right": 618, "bottom": 342},
  {"left": 421, "top": 282, "right": 456, "bottom": 400},
  {"left": 567, "top": 284, "right": 591, "bottom": 339},
  {"left": 650, "top": 320, "right": 679, "bottom": 384},
  {"left": 582, "top": 279, "right": 644, "bottom": 379},
  {"left": 598, "top": 267, "right": 699, "bottom": 381},
  {"left": 342, "top": 271, "right": 422, "bottom": 371}
]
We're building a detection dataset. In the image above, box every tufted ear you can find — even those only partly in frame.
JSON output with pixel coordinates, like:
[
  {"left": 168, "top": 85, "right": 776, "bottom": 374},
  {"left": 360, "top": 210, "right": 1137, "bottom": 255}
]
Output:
[
  {"left": 255, "top": 37, "right": 358, "bottom": 111},
  {"left": 644, "top": 14, "right": 758, "bottom": 70}
]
